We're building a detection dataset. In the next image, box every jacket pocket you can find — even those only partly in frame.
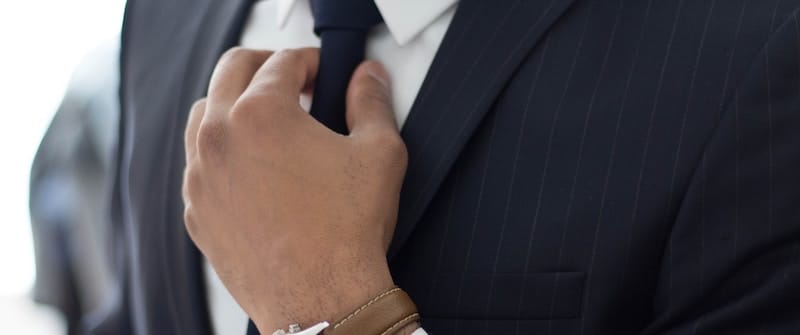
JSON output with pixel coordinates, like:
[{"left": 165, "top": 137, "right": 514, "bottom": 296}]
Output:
[{"left": 422, "top": 272, "right": 586, "bottom": 320}]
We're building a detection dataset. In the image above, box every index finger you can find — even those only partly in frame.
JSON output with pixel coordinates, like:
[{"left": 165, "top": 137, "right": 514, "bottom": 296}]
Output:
[{"left": 243, "top": 48, "right": 320, "bottom": 99}]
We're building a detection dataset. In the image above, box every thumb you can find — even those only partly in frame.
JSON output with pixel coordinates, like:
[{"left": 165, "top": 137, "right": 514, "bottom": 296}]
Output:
[{"left": 345, "top": 61, "right": 398, "bottom": 136}]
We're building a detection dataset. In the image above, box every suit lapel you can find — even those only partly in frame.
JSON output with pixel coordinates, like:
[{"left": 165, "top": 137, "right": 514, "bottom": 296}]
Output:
[
  {"left": 176, "top": 0, "right": 256, "bottom": 106},
  {"left": 389, "top": 0, "right": 578, "bottom": 259},
  {"left": 178, "top": 0, "right": 256, "bottom": 319},
  {"left": 173, "top": 0, "right": 256, "bottom": 327},
  {"left": 127, "top": 0, "right": 255, "bottom": 331}
]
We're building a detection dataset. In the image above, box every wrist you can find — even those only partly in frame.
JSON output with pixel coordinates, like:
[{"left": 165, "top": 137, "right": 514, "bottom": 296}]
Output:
[
  {"left": 323, "top": 247, "right": 396, "bottom": 321},
  {"left": 257, "top": 284, "right": 420, "bottom": 335},
  {"left": 252, "top": 247, "right": 395, "bottom": 333}
]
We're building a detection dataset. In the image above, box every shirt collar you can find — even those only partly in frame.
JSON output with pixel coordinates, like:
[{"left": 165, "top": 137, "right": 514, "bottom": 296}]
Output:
[{"left": 275, "top": 0, "right": 458, "bottom": 46}]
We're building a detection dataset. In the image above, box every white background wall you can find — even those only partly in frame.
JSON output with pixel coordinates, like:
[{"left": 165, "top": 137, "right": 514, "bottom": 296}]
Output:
[{"left": 0, "top": 0, "right": 126, "bottom": 333}]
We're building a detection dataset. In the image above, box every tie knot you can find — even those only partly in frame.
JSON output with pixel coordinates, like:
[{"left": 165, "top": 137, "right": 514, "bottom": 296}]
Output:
[{"left": 311, "top": 0, "right": 384, "bottom": 35}]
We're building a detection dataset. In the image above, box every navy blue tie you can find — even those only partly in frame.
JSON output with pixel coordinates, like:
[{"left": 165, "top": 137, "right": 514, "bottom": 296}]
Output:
[
  {"left": 245, "top": 2, "right": 384, "bottom": 334},
  {"left": 308, "top": 0, "right": 384, "bottom": 134}
]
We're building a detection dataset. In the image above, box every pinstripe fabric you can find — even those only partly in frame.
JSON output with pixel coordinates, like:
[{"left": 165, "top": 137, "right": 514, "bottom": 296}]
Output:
[
  {"left": 390, "top": 0, "right": 800, "bottom": 334},
  {"left": 108, "top": 0, "right": 800, "bottom": 334}
]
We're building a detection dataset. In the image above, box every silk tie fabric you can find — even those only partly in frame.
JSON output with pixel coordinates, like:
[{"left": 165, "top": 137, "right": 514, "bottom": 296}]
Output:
[{"left": 308, "top": 0, "right": 384, "bottom": 134}]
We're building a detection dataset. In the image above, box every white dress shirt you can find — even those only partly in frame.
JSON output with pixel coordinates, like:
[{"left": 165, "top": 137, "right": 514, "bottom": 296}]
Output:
[{"left": 204, "top": 0, "right": 457, "bottom": 334}]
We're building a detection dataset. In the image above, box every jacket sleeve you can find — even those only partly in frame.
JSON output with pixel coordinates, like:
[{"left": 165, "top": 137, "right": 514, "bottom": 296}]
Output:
[{"left": 643, "top": 11, "right": 800, "bottom": 335}]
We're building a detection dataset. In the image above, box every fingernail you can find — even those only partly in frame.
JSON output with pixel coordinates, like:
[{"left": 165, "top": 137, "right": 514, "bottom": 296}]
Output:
[{"left": 364, "top": 61, "right": 391, "bottom": 90}]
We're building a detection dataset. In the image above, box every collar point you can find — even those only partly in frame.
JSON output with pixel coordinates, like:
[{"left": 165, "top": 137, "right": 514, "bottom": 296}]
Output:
[{"left": 392, "top": 33, "right": 414, "bottom": 47}]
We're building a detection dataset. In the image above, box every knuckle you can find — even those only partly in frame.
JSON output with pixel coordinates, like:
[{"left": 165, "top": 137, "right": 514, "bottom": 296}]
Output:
[
  {"left": 196, "top": 119, "right": 228, "bottom": 159},
  {"left": 183, "top": 206, "right": 200, "bottom": 240},
  {"left": 185, "top": 100, "right": 205, "bottom": 142},
  {"left": 272, "top": 49, "right": 302, "bottom": 65},
  {"left": 181, "top": 167, "right": 205, "bottom": 241},
  {"left": 271, "top": 48, "right": 316, "bottom": 70},
  {"left": 228, "top": 93, "right": 291, "bottom": 131},
  {"left": 229, "top": 95, "right": 268, "bottom": 126},
  {"left": 219, "top": 46, "right": 253, "bottom": 65},
  {"left": 352, "top": 82, "right": 388, "bottom": 105},
  {"left": 182, "top": 165, "right": 202, "bottom": 199},
  {"left": 372, "top": 131, "right": 408, "bottom": 166},
  {"left": 190, "top": 98, "right": 207, "bottom": 114}
]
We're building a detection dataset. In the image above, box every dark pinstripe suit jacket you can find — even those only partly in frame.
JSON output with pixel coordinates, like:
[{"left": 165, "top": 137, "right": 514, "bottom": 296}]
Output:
[{"left": 99, "top": 0, "right": 800, "bottom": 334}]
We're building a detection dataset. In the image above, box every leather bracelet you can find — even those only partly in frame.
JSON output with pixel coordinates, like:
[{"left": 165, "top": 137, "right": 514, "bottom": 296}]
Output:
[{"left": 324, "top": 286, "right": 420, "bottom": 335}]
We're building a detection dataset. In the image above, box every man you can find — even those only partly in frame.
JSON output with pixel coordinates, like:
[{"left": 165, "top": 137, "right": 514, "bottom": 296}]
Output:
[
  {"left": 95, "top": 0, "right": 800, "bottom": 334},
  {"left": 30, "top": 39, "right": 118, "bottom": 335}
]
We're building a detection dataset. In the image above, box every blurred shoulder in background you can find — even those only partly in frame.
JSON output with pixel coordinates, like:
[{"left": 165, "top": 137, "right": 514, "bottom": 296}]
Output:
[{"left": 29, "top": 38, "right": 120, "bottom": 335}]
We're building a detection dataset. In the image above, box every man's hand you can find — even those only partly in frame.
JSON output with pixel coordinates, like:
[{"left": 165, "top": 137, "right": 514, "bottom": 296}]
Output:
[{"left": 182, "top": 47, "right": 408, "bottom": 333}]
